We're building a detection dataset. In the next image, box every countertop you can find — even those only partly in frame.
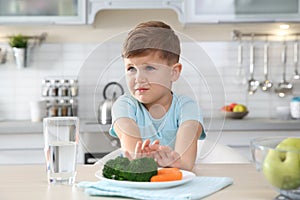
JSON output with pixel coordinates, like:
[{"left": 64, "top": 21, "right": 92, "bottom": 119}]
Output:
[
  {"left": 0, "top": 120, "right": 111, "bottom": 134},
  {"left": 0, "top": 163, "right": 277, "bottom": 200},
  {"left": 0, "top": 118, "right": 300, "bottom": 134}
]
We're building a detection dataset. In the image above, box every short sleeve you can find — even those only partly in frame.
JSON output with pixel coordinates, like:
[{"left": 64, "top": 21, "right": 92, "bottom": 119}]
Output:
[
  {"left": 176, "top": 96, "right": 206, "bottom": 139},
  {"left": 111, "top": 95, "right": 137, "bottom": 122},
  {"left": 109, "top": 95, "right": 137, "bottom": 137}
]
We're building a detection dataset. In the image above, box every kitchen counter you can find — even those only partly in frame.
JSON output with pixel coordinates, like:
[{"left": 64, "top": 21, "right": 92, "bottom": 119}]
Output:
[
  {"left": 0, "top": 163, "right": 277, "bottom": 200},
  {"left": 0, "top": 118, "right": 300, "bottom": 134},
  {"left": 204, "top": 117, "right": 300, "bottom": 131},
  {"left": 0, "top": 120, "right": 111, "bottom": 134}
]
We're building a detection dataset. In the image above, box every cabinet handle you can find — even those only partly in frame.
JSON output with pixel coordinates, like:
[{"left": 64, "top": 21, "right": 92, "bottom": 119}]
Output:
[
  {"left": 228, "top": 145, "right": 249, "bottom": 148},
  {"left": 0, "top": 148, "right": 43, "bottom": 151}
]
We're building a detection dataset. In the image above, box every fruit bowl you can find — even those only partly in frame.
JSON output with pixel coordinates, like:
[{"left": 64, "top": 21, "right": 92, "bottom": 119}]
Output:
[
  {"left": 221, "top": 103, "right": 248, "bottom": 119},
  {"left": 222, "top": 111, "right": 249, "bottom": 119},
  {"left": 250, "top": 137, "right": 300, "bottom": 200}
]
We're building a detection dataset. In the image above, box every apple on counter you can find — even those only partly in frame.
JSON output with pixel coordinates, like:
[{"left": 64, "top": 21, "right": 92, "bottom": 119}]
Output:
[{"left": 263, "top": 138, "right": 300, "bottom": 190}]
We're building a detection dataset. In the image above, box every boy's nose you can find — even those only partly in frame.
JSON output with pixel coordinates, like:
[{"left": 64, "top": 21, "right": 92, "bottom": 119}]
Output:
[{"left": 135, "top": 71, "right": 147, "bottom": 83}]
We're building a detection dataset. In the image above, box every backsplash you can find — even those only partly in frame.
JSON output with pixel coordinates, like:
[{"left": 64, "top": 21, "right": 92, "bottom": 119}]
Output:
[{"left": 0, "top": 41, "right": 299, "bottom": 121}]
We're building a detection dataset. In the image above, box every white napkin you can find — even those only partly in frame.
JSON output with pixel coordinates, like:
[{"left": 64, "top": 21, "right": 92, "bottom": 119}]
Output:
[{"left": 78, "top": 176, "right": 233, "bottom": 200}]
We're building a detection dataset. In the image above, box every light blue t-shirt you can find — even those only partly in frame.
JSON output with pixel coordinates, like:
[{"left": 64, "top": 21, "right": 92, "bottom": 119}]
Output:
[{"left": 109, "top": 93, "right": 206, "bottom": 149}]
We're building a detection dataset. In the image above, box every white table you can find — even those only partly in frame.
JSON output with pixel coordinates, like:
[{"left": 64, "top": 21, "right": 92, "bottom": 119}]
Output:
[{"left": 0, "top": 164, "right": 277, "bottom": 200}]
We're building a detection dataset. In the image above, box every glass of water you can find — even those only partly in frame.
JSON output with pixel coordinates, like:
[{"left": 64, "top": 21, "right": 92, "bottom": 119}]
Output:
[{"left": 43, "top": 117, "right": 79, "bottom": 184}]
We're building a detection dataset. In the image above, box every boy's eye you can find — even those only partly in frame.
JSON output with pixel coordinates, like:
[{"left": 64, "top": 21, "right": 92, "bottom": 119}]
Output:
[
  {"left": 127, "top": 67, "right": 136, "bottom": 72},
  {"left": 145, "top": 66, "right": 155, "bottom": 71}
]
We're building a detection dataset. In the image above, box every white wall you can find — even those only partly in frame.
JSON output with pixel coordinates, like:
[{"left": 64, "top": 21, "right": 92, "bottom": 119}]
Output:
[
  {"left": 1, "top": 40, "right": 299, "bottom": 121},
  {"left": 1, "top": 9, "right": 300, "bottom": 121}
]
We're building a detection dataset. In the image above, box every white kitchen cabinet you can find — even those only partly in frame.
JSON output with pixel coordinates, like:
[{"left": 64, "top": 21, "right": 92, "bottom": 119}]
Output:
[
  {"left": 0, "top": 131, "right": 116, "bottom": 165},
  {"left": 79, "top": 131, "right": 119, "bottom": 164},
  {"left": 184, "top": 0, "right": 300, "bottom": 23},
  {"left": 0, "top": 132, "right": 44, "bottom": 165},
  {"left": 87, "top": 0, "right": 184, "bottom": 24},
  {"left": 3, "top": 0, "right": 299, "bottom": 25},
  {"left": 215, "top": 130, "right": 300, "bottom": 161},
  {"left": 0, "top": 121, "right": 117, "bottom": 165},
  {"left": 0, "top": 0, "right": 86, "bottom": 24},
  {"left": 88, "top": 0, "right": 300, "bottom": 24}
]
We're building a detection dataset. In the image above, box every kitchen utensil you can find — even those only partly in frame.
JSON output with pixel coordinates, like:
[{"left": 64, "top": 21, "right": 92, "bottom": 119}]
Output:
[
  {"left": 248, "top": 39, "right": 260, "bottom": 95},
  {"left": 275, "top": 41, "right": 293, "bottom": 97},
  {"left": 293, "top": 39, "right": 300, "bottom": 80},
  {"left": 260, "top": 40, "right": 273, "bottom": 92},
  {"left": 98, "top": 82, "right": 124, "bottom": 125},
  {"left": 235, "top": 41, "right": 247, "bottom": 85}
]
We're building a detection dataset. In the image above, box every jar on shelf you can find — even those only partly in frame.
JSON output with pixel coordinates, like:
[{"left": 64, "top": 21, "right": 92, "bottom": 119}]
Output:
[
  {"left": 48, "top": 100, "right": 59, "bottom": 117},
  {"left": 69, "top": 79, "right": 78, "bottom": 97},
  {"left": 57, "top": 99, "right": 68, "bottom": 116},
  {"left": 48, "top": 79, "right": 59, "bottom": 97},
  {"left": 69, "top": 98, "right": 78, "bottom": 116},
  {"left": 58, "top": 79, "right": 69, "bottom": 97},
  {"left": 290, "top": 96, "right": 300, "bottom": 119},
  {"left": 41, "top": 79, "right": 50, "bottom": 97}
]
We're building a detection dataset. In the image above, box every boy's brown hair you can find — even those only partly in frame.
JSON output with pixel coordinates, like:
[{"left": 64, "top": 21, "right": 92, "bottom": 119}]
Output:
[{"left": 122, "top": 21, "right": 180, "bottom": 64}]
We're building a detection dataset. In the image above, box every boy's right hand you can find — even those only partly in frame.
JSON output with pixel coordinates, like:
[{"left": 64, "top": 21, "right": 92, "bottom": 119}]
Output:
[
  {"left": 124, "top": 139, "right": 160, "bottom": 160},
  {"left": 142, "top": 139, "right": 160, "bottom": 152}
]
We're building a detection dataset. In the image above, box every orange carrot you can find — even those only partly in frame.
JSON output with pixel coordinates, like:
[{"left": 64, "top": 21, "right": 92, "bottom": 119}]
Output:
[
  {"left": 157, "top": 168, "right": 180, "bottom": 175},
  {"left": 150, "top": 170, "right": 182, "bottom": 182}
]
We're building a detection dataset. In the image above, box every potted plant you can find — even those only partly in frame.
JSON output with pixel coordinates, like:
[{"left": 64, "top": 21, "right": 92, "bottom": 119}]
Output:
[{"left": 9, "top": 34, "right": 29, "bottom": 68}]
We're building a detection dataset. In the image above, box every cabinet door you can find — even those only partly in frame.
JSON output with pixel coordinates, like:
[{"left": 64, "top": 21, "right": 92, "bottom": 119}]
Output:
[
  {"left": 217, "top": 130, "right": 300, "bottom": 161},
  {"left": 184, "top": 0, "right": 300, "bottom": 23},
  {"left": 0, "top": 132, "right": 44, "bottom": 165},
  {"left": 87, "top": 0, "right": 185, "bottom": 24},
  {"left": 0, "top": 149, "right": 44, "bottom": 165},
  {"left": 0, "top": 0, "right": 86, "bottom": 24}
]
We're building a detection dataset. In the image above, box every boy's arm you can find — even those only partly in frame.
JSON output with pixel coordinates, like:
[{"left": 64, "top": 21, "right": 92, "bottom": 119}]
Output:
[
  {"left": 113, "top": 117, "right": 143, "bottom": 154},
  {"left": 174, "top": 120, "right": 202, "bottom": 171},
  {"left": 149, "top": 120, "right": 202, "bottom": 171}
]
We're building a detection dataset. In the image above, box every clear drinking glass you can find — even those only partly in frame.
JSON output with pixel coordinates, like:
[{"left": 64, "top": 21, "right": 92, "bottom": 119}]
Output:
[{"left": 43, "top": 117, "right": 79, "bottom": 184}]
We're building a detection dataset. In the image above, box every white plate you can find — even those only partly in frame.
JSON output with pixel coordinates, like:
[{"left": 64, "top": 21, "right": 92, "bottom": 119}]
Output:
[{"left": 95, "top": 169, "right": 195, "bottom": 189}]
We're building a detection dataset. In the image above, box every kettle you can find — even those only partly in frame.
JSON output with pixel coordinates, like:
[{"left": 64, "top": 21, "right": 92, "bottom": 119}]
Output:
[{"left": 98, "top": 82, "right": 124, "bottom": 125}]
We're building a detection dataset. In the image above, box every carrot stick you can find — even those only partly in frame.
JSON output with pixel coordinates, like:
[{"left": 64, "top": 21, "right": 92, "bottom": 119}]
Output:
[
  {"left": 157, "top": 168, "right": 180, "bottom": 175},
  {"left": 150, "top": 170, "right": 182, "bottom": 182}
]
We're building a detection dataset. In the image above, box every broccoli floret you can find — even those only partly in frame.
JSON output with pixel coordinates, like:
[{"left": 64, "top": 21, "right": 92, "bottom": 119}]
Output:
[
  {"left": 102, "top": 156, "right": 158, "bottom": 182},
  {"left": 125, "top": 157, "right": 158, "bottom": 182},
  {"left": 102, "top": 156, "right": 130, "bottom": 180}
]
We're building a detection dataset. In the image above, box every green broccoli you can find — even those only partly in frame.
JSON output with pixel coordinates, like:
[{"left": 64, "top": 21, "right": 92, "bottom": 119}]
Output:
[
  {"left": 102, "top": 156, "right": 158, "bottom": 182},
  {"left": 102, "top": 156, "right": 130, "bottom": 180}
]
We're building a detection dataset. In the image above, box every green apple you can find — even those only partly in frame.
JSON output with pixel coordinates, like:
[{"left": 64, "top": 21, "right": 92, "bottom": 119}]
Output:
[
  {"left": 232, "top": 104, "right": 247, "bottom": 112},
  {"left": 277, "top": 138, "right": 300, "bottom": 151},
  {"left": 263, "top": 138, "right": 300, "bottom": 190}
]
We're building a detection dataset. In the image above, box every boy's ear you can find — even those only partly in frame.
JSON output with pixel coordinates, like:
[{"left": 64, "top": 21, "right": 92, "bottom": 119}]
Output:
[{"left": 171, "top": 63, "right": 182, "bottom": 82}]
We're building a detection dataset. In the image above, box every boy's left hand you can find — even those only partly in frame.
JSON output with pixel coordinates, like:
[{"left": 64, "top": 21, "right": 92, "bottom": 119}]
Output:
[{"left": 151, "top": 146, "right": 181, "bottom": 168}]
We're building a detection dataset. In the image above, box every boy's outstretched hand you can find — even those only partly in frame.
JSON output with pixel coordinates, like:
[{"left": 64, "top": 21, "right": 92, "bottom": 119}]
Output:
[
  {"left": 124, "top": 139, "right": 181, "bottom": 169},
  {"left": 124, "top": 139, "right": 160, "bottom": 159},
  {"left": 151, "top": 146, "right": 181, "bottom": 168}
]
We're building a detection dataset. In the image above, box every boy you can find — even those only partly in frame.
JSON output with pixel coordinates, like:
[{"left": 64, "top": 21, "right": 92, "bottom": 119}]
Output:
[{"left": 109, "top": 21, "right": 205, "bottom": 171}]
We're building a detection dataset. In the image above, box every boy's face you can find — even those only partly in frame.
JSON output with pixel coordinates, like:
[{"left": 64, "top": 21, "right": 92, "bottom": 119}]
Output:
[{"left": 124, "top": 51, "right": 181, "bottom": 106}]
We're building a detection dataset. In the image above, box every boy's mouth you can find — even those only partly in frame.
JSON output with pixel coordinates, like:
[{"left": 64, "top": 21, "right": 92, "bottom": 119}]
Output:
[{"left": 135, "top": 88, "right": 149, "bottom": 93}]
